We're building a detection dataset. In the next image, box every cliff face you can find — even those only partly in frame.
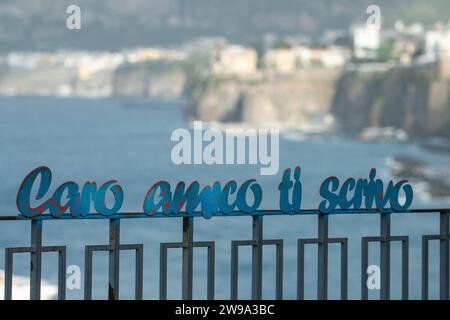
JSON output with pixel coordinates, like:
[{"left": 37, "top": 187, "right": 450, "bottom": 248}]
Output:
[
  {"left": 185, "top": 69, "right": 341, "bottom": 128},
  {"left": 113, "top": 61, "right": 187, "bottom": 100},
  {"left": 185, "top": 66, "right": 450, "bottom": 138},
  {"left": 332, "top": 66, "right": 450, "bottom": 137}
]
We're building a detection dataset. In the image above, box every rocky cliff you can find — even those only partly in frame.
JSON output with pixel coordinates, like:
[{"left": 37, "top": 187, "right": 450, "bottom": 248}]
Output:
[
  {"left": 185, "top": 65, "right": 450, "bottom": 138},
  {"left": 184, "top": 69, "right": 341, "bottom": 128},
  {"left": 332, "top": 66, "right": 450, "bottom": 137},
  {"left": 113, "top": 61, "right": 187, "bottom": 100}
]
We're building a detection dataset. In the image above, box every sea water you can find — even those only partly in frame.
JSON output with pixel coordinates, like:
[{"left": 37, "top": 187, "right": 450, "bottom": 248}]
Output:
[{"left": 0, "top": 96, "right": 449, "bottom": 299}]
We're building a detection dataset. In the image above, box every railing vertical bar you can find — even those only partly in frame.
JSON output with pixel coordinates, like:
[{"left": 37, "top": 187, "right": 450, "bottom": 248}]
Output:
[
  {"left": 30, "top": 220, "right": 42, "bottom": 300},
  {"left": 108, "top": 219, "right": 120, "bottom": 300},
  {"left": 361, "top": 238, "right": 369, "bottom": 300},
  {"left": 297, "top": 240, "right": 305, "bottom": 300},
  {"left": 402, "top": 238, "right": 409, "bottom": 300},
  {"left": 207, "top": 244, "right": 215, "bottom": 300},
  {"left": 135, "top": 245, "right": 143, "bottom": 300},
  {"left": 380, "top": 213, "right": 391, "bottom": 300},
  {"left": 275, "top": 242, "right": 283, "bottom": 300},
  {"left": 440, "top": 211, "right": 449, "bottom": 300},
  {"left": 84, "top": 248, "right": 93, "bottom": 300},
  {"left": 182, "top": 217, "right": 193, "bottom": 300},
  {"left": 58, "top": 248, "right": 66, "bottom": 300},
  {"left": 159, "top": 245, "right": 168, "bottom": 300},
  {"left": 251, "top": 216, "right": 263, "bottom": 300},
  {"left": 230, "top": 242, "right": 238, "bottom": 299},
  {"left": 341, "top": 240, "right": 348, "bottom": 300},
  {"left": 317, "top": 214, "right": 328, "bottom": 300},
  {"left": 4, "top": 249, "right": 13, "bottom": 300},
  {"left": 422, "top": 236, "right": 429, "bottom": 300}
]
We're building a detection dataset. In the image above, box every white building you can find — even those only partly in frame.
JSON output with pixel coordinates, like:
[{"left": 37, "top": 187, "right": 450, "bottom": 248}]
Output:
[
  {"left": 211, "top": 45, "right": 258, "bottom": 76},
  {"left": 425, "top": 29, "right": 450, "bottom": 61},
  {"left": 263, "top": 46, "right": 350, "bottom": 72},
  {"left": 420, "top": 23, "right": 450, "bottom": 78},
  {"left": 353, "top": 25, "right": 380, "bottom": 59},
  {"left": 320, "top": 46, "right": 351, "bottom": 68},
  {"left": 263, "top": 48, "right": 297, "bottom": 73},
  {"left": 292, "top": 46, "right": 312, "bottom": 66}
]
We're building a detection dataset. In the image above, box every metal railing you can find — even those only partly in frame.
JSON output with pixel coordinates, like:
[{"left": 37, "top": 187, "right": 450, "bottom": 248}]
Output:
[{"left": 0, "top": 208, "right": 449, "bottom": 300}]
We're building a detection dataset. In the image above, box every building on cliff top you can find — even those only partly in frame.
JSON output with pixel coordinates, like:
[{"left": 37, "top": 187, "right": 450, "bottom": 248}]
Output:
[
  {"left": 263, "top": 48, "right": 297, "bottom": 73},
  {"left": 423, "top": 24, "right": 450, "bottom": 79},
  {"left": 210, "top": 45, "right": 257, "bottom": 76},
  {"left": 352, "top": 25, "right": 380, "bottom": 59},
  {"left": 263, "top": 46, "right": 350, "bottom": 73},
  {"left": 437, "top": 48, "right": 450, "bottom": 79}
]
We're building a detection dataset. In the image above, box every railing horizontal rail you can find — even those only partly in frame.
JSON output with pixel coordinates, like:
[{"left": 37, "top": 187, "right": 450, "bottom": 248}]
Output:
[{"left": 0, "top": 208, "right": 448, "bottom": 221}]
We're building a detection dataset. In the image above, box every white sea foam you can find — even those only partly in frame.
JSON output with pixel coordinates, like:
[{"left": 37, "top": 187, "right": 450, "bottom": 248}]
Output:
[{"left": 0, "top": 270, "right": 58, "bottom": 300}]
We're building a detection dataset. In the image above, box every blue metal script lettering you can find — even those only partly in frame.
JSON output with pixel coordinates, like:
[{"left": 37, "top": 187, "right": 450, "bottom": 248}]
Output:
[
  {"left": 318, "top": 168, "right": 413, "bottom": 213},
  {"left": 16, "top": 166, "right": 124, "bottom": 218}
]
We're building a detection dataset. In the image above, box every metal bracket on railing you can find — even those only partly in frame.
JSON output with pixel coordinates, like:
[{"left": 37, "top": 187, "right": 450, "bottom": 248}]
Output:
[
  {"left": 159, "top": 241, "right": 215, "bottom": 300},
  {"left": 422, "top": 211, "right": 449, "bottom": 300},
  {"left": 230, "top": 239, "right": 283, "bottom": 300},
  {"left": 84, "top": 243, "right": 143, "bottom": 300},
  {"left": 160, "top": 217, "right": 215, "bottom": 300},
  {"left": 4, "top": 220, "right": 66, "bottom": 300},
  {"left": 83, "top": 219, "right": 143, "bottom": 300},
  {"left": 297, "top": 237, "right": 348, "bottom": 300},
  {"left": 4, "top": 245, "right": 66, "bottom": 300},
  {"left": 297, "top": 214, "right": 348, "bottom": 300},
  {"left": 361, "top": 235, "right": 409, "bottom": 300}
]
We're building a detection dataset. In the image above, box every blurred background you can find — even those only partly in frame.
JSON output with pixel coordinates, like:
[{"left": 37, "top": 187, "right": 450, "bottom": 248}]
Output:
[{"left": 0, "top": 0, "right": 449, "bottom": 300}]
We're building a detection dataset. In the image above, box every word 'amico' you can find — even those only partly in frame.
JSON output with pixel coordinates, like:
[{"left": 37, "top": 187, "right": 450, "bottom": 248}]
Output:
[{"left": 16, "top": 166, "right": 413, "bottom": 219}]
